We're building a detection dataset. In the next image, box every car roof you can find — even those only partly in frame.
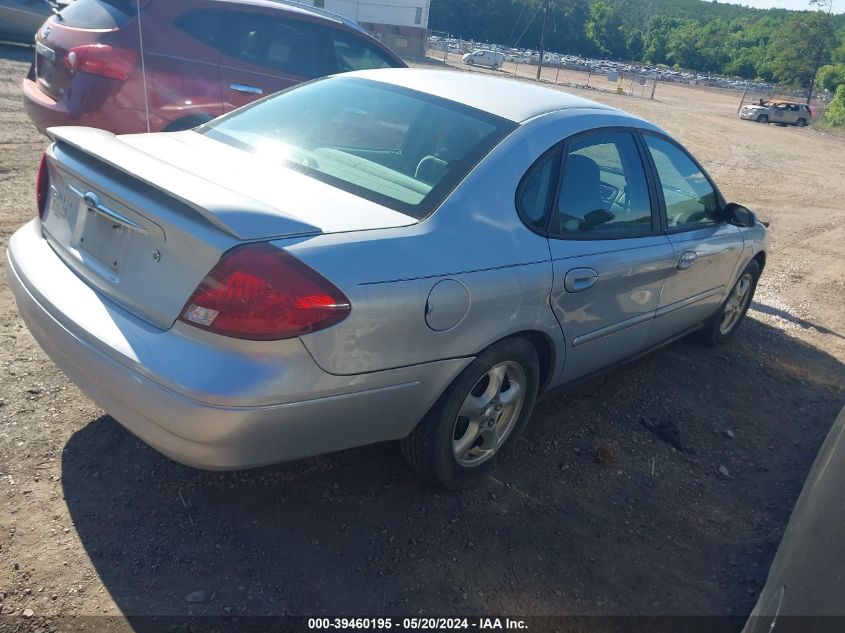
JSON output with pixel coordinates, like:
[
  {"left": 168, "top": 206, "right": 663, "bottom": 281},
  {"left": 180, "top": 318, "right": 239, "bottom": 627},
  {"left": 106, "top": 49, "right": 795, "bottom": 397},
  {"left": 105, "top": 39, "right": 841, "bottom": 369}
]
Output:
[{"left": 346, "top": 69, "right": 617, "bottom": 123}]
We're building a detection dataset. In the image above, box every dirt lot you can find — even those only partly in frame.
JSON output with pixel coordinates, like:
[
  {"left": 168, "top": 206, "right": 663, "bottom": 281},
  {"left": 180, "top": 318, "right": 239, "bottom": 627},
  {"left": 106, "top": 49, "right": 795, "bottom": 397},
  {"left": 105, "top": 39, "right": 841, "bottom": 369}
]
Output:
[{"left": 0, "top": 42, "right": 844, "bottom": 629}]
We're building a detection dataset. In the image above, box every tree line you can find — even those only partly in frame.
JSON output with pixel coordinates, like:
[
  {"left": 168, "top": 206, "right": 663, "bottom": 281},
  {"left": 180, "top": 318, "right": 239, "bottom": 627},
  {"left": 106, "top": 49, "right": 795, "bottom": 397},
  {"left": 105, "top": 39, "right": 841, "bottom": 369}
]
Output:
[{"left": 429, "top": 0, "right": 845, "bottom": 93}]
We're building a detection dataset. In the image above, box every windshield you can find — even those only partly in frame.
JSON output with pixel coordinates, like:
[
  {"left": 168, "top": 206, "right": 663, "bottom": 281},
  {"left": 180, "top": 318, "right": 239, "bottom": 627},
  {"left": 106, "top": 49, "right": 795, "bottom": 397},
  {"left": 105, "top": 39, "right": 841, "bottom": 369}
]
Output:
[{"left": 200, "top": 77, "right": 516, "bottom": 219}]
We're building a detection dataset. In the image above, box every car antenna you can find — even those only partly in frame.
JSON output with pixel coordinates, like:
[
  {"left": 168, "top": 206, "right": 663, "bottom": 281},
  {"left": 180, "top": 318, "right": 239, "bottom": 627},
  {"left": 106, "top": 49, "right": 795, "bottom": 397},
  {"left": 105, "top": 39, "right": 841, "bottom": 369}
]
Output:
[{"left": 135, "top": 0, "right": 151, "bottom": 133}]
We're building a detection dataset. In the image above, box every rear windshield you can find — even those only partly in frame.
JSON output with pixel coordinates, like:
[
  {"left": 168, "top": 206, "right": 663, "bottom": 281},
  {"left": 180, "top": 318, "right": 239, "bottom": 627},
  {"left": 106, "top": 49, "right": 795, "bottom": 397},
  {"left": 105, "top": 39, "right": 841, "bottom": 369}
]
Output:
[
  {"left": 200, "top": 77, "right": 516, "bottom": 219},
  {"left": 59, "top": 0, "right": 136, "bottom": 29}
]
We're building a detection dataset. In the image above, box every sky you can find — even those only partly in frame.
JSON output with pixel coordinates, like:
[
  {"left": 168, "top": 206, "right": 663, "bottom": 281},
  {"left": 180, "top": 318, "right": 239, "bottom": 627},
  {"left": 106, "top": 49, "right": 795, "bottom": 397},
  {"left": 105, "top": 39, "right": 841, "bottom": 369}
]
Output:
[{"left": 716, "top": 0, "right": 842, "bottom": 11}]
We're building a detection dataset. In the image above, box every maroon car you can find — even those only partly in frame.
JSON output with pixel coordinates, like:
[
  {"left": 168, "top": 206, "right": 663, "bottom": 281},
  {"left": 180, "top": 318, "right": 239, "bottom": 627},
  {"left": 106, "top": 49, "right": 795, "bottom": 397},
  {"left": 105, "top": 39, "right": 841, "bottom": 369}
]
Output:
[{"left": 22, "top": 0, "right": 406, "bottom": 134}]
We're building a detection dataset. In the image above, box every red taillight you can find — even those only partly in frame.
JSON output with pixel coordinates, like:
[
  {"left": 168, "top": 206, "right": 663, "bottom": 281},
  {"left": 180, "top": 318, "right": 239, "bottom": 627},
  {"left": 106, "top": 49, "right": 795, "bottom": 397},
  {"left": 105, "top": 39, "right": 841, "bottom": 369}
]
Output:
[
  {"left": 62, "top": 45, "right": 139, "bottom": 81},
  {"left": 179, "top": 243, "right": 352, "bottom": 341},
  {"left": 36, "top": 153, "right": 49, "bottom": 220}
]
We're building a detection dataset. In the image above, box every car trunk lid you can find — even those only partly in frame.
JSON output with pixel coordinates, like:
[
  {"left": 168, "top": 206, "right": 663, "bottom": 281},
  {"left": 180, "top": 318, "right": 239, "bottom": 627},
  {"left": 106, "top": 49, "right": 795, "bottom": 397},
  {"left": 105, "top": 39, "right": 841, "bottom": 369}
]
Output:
[{"left": 40, "top": 126, "right": 416, "bottom": 330}]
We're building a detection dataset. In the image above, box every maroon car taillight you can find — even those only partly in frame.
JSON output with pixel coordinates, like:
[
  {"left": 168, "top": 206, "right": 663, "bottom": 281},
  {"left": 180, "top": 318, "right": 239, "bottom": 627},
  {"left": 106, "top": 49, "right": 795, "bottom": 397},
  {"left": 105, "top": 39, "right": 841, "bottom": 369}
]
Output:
[
  {"left": 62, "top": 45, "right": 139, "bottom": 81},
  {"left": 179, "top": 243, "right": 352, "bottom": 341},
  {"left": 36, "top": 153, "right": 49, "bottom": 220}
]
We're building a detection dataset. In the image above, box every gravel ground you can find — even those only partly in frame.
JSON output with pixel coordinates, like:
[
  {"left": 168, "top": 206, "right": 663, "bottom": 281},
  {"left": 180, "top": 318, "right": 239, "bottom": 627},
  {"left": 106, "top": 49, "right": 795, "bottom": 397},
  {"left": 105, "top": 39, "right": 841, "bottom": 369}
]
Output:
[{"left": 0, "top": 43, "right": 844, "bottom": 629}]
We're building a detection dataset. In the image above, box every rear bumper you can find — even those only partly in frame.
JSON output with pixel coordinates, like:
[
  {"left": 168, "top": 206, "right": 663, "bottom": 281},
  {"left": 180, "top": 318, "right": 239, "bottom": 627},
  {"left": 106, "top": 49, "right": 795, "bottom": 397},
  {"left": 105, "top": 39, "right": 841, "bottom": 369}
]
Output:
[
  {"left": 6, "top": 220, "right": 469, "bottom": 469},
  {"left": 22, "top": 76, "right": 150, "bottom": 135}
]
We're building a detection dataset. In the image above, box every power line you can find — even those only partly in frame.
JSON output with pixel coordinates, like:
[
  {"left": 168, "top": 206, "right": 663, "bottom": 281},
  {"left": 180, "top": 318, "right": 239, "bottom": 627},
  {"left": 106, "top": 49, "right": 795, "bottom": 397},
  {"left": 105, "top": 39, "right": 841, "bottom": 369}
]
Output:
[
  {"left": 507, "top": 2, "right": 529, "bottom": 47},
  {"left": 513, "top": 1, "right": 543, "bottom": 49}
]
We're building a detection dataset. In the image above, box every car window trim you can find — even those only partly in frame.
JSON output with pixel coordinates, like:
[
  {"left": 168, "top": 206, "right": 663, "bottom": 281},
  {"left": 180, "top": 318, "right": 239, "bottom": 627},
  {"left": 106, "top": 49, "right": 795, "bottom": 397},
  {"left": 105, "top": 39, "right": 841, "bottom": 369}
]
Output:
[
  {"left": 514, "top": 144, "right": 562, "bottom": 237},
  {"left": 637, "top": 130, "right": 727, "bottom": 235},
  {"left": 549, "top": 127, "right": 663, "bottom": 241},
  {"left": 514, "top": 126, "right": 665, "bottom": 240}
]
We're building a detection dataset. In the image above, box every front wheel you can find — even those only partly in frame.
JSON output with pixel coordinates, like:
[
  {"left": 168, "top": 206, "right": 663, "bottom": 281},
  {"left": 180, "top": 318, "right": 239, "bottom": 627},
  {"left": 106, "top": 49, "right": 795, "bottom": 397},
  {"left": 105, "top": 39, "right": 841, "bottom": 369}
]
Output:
[
  {"left": 400, "top": 338, "right": 539, "bottom": 489},
  {"left": 757, "top": 114, "right": 769, "bottom": 124},
  {"left": 697, "top": 259, "right": 761, "bottom": 346}
]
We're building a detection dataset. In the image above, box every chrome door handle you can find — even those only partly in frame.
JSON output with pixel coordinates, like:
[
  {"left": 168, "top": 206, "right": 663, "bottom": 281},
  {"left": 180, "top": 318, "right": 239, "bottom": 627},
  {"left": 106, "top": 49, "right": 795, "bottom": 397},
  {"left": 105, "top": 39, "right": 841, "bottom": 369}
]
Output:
[
  {"left": 230, "top": 83, "right": 263, "bottom": 95},
  {"left": 564, "top": 267, "right": 599, "bottom": 293},
  {"left": 677, "top": 251, "right": 698, "bottom": 270}
]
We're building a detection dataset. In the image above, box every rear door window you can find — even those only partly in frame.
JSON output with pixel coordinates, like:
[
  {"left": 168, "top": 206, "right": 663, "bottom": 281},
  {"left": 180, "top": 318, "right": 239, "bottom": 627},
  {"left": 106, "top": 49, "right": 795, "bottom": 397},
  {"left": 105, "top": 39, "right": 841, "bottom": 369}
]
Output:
[
  {"left": 59, "top": 0, "right": 136, "bottom": 29},
  {"left": 223, "top": 13, "right": 328, "bottom": 79},
  {"left": 175, "top": 11, "right": 225, "bottom": 49},
  {"left": 328, "top": 31, "right": 399, "bottom": 72},
  {"left": 555, "top": 131, "right": 655, "bottom": 237},
  {"left": 516, "top": 149, "right": 559, "bottom": 232}
]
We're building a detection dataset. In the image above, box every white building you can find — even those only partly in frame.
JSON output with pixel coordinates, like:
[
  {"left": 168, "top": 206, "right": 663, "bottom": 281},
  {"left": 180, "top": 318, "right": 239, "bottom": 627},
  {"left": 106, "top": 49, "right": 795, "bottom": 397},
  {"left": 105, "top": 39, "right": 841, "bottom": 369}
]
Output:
[{"left": 294, "top": 0, "right": 430, "bottom": 57}]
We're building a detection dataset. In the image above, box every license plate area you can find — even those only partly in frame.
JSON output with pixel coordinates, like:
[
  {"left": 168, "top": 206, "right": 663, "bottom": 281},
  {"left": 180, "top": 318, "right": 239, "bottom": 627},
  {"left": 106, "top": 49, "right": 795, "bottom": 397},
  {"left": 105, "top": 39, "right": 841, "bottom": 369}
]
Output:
[
  {"left": 78, "top": 210, "right": 132, "bottom": 272},
  {"left": 35, "top": 43, "right": 57, "bottom": 88},
  {"left": 38, "top": 56, "right": 55, "bottom": 86}
]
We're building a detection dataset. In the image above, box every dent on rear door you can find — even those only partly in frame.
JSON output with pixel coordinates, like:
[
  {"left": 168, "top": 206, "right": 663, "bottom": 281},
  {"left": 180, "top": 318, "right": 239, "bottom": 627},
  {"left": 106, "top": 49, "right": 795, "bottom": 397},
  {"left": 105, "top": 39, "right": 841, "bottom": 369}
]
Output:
[{"left": 550, "top": 237, "right": 676, "bottom": 383}]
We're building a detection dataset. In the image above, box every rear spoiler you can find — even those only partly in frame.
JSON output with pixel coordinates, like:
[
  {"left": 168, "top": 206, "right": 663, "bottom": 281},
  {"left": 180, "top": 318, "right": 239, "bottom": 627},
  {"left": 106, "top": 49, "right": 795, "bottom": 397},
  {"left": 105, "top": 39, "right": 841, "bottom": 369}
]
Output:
[{"left": 46, "top": 126, "right": 322, "bottom": 241}]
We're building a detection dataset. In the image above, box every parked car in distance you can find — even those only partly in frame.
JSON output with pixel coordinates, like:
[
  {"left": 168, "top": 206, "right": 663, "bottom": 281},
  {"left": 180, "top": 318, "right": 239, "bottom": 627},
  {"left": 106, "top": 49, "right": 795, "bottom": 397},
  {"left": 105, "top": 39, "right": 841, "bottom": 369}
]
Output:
[
  {"left": 742, "top": 405, "right": 845, "bottom": 633},
  {"left": 740, "top": 100, "right": 812, "bottom": 127},
  {"left": 7, "top": 69, "right": 769, "bottom": 489},
  {"left": 22, "top": 0, "right": 406, "bottom": 134},
  {"left": 462, "top": 49, "right": 504, "bottom": 70},
  {"left": 0, "top": 0, "right": 72, "bottom": 44}
]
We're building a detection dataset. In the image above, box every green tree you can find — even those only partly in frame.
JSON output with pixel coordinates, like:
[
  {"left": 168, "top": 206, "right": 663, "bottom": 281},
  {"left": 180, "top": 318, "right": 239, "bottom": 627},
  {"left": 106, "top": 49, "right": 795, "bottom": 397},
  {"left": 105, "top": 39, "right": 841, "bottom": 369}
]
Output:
[
  {"left": 816, "top": 63, "right": 845, "bottom": 92},
  {"left": 426, "top": 0, "right": 845, "bottom": 79},
  {"left": 626, "top": 30, "right": 645, "bottom": 60},
  {"left": 585, "top": 1, "right": 627, "bottom": 58},
  {"left": 824, "top": 84, "right": 845, "bottom": 125},
  {"left": 667, "top": 21, "right": 703, "bottom": 69},
  {"left": 642, "top": 16, "right": 678, "bottom": 65},
  {"left": 768, "top": 1, "right": 837, "bottom": 100}
]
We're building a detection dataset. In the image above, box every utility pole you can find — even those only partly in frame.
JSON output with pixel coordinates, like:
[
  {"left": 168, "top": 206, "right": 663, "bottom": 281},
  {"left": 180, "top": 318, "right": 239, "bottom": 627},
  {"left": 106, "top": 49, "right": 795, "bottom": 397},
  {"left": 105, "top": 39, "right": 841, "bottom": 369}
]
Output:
[{"left": 536, "top": 0, "right": 550, "bottom": 82}]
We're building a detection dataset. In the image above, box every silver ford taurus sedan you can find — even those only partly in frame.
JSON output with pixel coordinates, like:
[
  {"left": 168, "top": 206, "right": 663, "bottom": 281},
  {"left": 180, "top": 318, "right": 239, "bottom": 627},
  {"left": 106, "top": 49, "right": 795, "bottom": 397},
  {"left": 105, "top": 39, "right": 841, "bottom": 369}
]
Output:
[{"left": 6, "top": 69, "right": 769, "bottom": 488}]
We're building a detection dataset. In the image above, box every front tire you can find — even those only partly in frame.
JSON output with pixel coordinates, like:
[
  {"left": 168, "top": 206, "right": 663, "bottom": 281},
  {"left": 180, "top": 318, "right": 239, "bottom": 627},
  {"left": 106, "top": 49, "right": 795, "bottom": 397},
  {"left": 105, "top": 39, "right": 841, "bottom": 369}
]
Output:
[
  {"left": 697, "top": 260, "right": 761, "bottom": 346},
  {"left": 400, "top": 338, "right": 539, "bottom": 489},
  {"left": 757, "top": 114, "right": 769, "bottom": 124}
]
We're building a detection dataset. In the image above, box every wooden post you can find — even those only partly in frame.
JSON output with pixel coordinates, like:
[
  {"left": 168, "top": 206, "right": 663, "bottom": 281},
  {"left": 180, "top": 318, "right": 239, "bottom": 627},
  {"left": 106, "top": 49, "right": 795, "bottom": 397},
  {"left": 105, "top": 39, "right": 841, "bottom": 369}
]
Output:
[{"left": 738, "top": 81, "right": 749, "bottom": 114}]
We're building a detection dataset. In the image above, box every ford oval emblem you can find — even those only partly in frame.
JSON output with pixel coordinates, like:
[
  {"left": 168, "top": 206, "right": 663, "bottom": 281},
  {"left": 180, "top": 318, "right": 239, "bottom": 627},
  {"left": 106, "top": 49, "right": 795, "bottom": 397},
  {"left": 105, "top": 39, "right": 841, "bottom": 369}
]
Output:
[{"left": 82, "top": 192, "right": 100, "bottom": 208}]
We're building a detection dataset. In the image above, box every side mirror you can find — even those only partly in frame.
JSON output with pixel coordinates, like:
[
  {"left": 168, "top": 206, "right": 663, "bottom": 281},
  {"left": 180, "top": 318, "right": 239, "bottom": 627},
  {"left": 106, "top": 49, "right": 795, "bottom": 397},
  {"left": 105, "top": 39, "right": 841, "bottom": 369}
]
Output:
[{"left": 724, "top": 202, "right": 755, "bottom": 228}]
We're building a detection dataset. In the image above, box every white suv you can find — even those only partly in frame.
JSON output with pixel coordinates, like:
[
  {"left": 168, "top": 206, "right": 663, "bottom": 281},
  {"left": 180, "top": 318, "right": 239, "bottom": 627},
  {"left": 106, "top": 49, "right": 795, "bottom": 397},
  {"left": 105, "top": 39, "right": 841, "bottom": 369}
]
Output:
[{"left": 462, "top": 50, "right": 505, "bottom": 70}]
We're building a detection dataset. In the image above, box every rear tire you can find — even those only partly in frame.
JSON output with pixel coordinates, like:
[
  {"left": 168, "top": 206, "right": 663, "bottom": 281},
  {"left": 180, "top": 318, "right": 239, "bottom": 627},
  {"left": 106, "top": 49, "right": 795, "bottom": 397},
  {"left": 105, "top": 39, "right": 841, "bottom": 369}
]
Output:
[
  {"left": 400, "top": 337, "right": 539, "bottom": 489},
  {"left": 796, "top": 118, "right": 807, "bottom": 127},
  {"left": 697, "top": 259, "right": 761, "bottom": 347}
]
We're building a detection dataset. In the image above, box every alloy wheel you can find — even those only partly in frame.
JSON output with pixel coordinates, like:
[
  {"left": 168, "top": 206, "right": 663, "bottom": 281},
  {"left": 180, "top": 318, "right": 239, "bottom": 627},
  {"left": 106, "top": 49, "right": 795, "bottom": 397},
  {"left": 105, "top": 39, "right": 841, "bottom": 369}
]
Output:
[
  {"left": 452, "top": 362, "right": 526, "bottom": 467},
  {"left": 719, "top": 273, "right": 753, "bottom": 335}
]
